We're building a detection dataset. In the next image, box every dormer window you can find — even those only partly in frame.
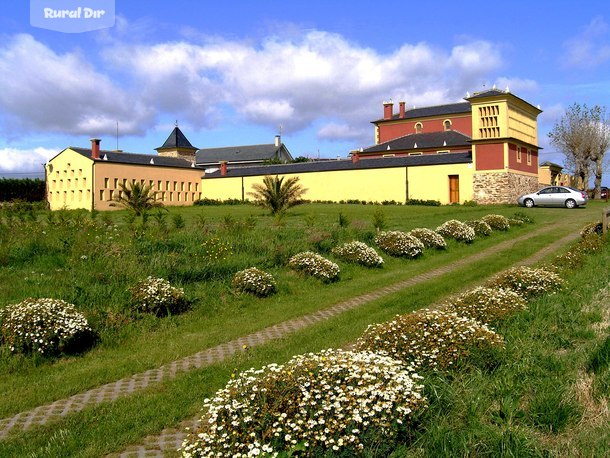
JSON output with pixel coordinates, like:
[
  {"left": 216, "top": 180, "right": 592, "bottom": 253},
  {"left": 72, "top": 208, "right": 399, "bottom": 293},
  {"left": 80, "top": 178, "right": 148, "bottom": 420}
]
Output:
[
  {"left": 443, "top": 120, "right": 452, "bottom": 131},
  {"left": 415, "top": 122, "right": 423, "bottom": 134}
]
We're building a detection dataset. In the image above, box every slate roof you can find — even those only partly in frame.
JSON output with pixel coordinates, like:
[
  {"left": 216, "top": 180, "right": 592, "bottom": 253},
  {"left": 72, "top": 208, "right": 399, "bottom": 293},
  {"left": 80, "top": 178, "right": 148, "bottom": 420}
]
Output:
[
  {"left": 540, "top": 161, "right": 563, "bottom": 169},
  {"left": 203, "top": 152, "right": 472, "bottom": 178},
  {"left": 373, "top": 102, "right": 471, "bottom": 123},
  {"left": 196, "top": 143, "right": 289, "bottom": 164},
  {"left": 466, "top": 89, "right": 508, "bottom": 99},
  {"left": 362, "top": 130, "right": 471, "bottom": 153},
  {"left": 70, "top": 147, "right": 203, "bottom": 169},
  {"left": 156, "top": 127, "right": 197, "bottom": 150}
]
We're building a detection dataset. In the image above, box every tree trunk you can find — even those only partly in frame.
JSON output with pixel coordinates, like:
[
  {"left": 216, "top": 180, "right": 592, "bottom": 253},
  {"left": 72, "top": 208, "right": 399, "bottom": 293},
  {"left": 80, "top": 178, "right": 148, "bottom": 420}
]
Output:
[{"left": 594, "top": 156, "right": 604, "bottom": 199}]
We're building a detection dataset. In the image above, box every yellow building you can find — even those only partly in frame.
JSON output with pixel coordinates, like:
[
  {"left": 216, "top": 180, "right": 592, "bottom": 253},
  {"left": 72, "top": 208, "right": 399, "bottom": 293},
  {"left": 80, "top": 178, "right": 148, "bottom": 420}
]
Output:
[{"left": 46, "top": 137, "right": 203, "bottom": 211}]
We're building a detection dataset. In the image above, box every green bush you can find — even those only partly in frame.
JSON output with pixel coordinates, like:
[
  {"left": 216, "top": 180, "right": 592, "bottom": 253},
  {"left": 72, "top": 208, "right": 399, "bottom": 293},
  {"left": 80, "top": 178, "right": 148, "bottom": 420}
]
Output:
[
  {"left": 481, "top": 214, "right": 510, "bottom": 231},
  {"left": 487, "top": 266, "right": 563, "bottom": 299},
  {"left": 288, "top": 251, "right": 340, "bottom": 282},
  {"left": 464, "top": 219, "right": 492, "bottom": 237},
  {"left": 375, "top": 231, "right": 424, "bottom": 258},
  {"left": 128, "top": 276, "right": 189, "bottom": 316},
  {"left": 444, "top": 286, "right": 527, "bottom": 325},
  {"left": 181, "top": 349, "right": 427, "bottom": 457},
  {"left": 332, "top": 241, "right": 384, "bottom": 267},
  {"left": 408, "top": 228, "right": 447, "bottom": 249},
  {"left": 232, "top": 267, "right": 277, "bottom": 297},
  {"left": 356, "top": 309, "right": 503, "bottom": 372},
  {"left": 405, "top": 198, "right": 441, "bottom": 206},
  {"left": 0, "top": 298, "right": 93, "bottom": 355},
  {"left": 435, "top": 220, "right": 475, "bottom": 243}
]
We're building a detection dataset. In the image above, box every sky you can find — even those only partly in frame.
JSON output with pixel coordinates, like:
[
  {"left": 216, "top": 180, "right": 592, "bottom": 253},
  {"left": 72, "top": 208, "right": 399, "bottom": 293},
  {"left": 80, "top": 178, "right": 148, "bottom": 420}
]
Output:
[{"left": 1, "top": 1, "right": 610, "bottom": 184}]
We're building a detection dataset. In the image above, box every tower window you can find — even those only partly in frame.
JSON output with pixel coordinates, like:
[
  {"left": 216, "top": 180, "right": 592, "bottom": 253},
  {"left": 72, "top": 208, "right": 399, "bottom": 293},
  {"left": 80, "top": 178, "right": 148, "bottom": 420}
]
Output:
[
  {"left": 415, "top": 122, "right": 423, "bottom": 134},
  {"left": 443, "top": 120, "right": 452, "bottom": 131}
]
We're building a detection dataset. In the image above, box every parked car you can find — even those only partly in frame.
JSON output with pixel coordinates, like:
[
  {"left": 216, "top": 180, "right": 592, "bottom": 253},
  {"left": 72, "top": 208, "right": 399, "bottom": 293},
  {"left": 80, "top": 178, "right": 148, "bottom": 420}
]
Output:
[
  {"left": 588, "top": 186, "right": 609, "bottom": 199},
  {"left": 517, "top": 186, "right": 588, "bottom": 209}
]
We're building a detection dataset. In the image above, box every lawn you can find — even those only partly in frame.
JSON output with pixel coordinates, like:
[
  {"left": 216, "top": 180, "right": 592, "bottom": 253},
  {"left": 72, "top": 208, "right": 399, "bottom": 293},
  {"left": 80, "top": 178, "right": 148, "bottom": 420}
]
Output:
[{"left": 0, "top": 200, "right": 607, "bottom": 456}]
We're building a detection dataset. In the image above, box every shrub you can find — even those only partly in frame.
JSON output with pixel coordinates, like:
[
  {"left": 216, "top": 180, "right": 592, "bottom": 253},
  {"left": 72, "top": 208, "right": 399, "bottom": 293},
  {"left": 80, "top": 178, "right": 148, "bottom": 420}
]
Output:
[
  {"left": 355, "top": 309, "right": 503, "bottom": 372},
  {"left": 507, "top": 218, "right": 525, "bottom": 227},
  {"left": 129, "top": 276, "right": 189, "bottom": 316},
  {"left": 288, "top": 251, "right": 340, "bottom": 282},
  {"left": 0, "top": 298, "right": 92, "bottom": 355},
  {"left": 232, "top": 267, "right": 277, "bottom": 297},
  {"left": 481, "top": 214, "right": 510, "bottom": 231},
  {"left": 375, "top": 230, "right": 424, "bottom": 258},
  {"left": 405, "top": 198, "right": 441, "bottom": 206},
  {"left": 487, "top": 266, "right": 563, "bottom": 299},
  {"left": 435, "top": 220, "right": 476, "bottom": 243},
  {"left": 464, "top": 220, "right": 492, "bottom": 237},
  {"left": 512, "top": 211, "right": 534, "bottom": 224},
  {"left": 580, "top": 221, "right": 604, "bottom": 237},
  {"left": 181, "top": 349, "right": 427, "bottom": 457},
  {"left": 332, "top": 241, "right": 384, "bottom": 267},
  {"left": 408, "top": 228, "right": 447, "bottom": 249},
  {"left": 445, "top": 286, "right": 527, "bottom": 325}
]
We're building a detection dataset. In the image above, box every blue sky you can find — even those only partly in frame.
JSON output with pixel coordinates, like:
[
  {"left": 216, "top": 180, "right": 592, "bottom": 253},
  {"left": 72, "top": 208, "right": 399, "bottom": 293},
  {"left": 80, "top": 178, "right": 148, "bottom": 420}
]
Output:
[{"left": 1, "top": 1, "right": 610, "bottom": 184}]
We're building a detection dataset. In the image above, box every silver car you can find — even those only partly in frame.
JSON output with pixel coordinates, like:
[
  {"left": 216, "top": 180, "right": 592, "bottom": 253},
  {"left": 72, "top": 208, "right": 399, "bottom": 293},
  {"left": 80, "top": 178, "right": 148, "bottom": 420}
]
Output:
[{"left": 517, "top": 186, "right": 588, "bottom": 209}]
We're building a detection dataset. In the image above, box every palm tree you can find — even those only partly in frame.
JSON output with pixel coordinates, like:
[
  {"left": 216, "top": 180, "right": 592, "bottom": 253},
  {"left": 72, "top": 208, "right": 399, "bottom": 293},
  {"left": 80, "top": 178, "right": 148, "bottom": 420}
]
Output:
[
  {"left": 110, "top": 180, "right": 164, "bottom": 216},
  {"left": 248, "top": 175, "right": 307, "bottom": 215}
]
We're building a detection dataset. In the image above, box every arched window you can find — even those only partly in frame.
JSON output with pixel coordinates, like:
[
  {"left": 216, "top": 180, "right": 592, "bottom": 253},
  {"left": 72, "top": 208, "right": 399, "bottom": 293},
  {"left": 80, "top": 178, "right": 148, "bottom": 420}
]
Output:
[
  {"left": 443, "top": 119, "right": 452, "bottom": 131},
  {"left": 415, "top": 122, "right": 423, "bottom": 134}
]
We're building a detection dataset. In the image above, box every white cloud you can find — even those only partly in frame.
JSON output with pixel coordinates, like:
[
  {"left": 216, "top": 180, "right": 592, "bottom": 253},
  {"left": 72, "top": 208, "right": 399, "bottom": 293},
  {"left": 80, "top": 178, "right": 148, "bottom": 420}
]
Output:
[
  {"left": 104, "top": 29, "right": 504, "bottom": 141},
  {"left": 562, "top": 16, "right": 610, "bottom": 69},
  {"left": 317, "top": 122, "right": 366, "bottom": 142},
  {"left": 494, "top": 77, "right": 539, "bottom": 94},
  {"left": 0, "top": 34, "right": 152, "bottom": 137},
  {"left": 0, "top": 147, "right": 57, "bottom": 173}
]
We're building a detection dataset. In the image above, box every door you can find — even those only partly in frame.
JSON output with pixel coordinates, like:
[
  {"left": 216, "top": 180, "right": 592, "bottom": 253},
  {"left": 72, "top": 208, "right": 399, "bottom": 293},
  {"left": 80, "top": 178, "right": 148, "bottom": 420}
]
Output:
[{"left": 449, "top": 175, "right": 459, "bottom": 204}]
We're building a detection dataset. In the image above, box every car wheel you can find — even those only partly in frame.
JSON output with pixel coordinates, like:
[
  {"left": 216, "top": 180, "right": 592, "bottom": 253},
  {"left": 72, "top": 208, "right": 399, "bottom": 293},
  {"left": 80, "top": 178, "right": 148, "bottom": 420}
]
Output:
[
  {"left": 565, "top": 199, "right": 577, "bottom": 209},
  {"left": 524, "top": 198, "right": 534, "bottom": 208}
]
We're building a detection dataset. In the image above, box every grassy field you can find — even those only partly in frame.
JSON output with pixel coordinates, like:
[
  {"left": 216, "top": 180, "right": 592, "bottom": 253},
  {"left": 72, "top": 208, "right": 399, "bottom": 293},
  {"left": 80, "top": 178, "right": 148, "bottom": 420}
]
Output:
[{"left": 0, "top": 201, "right": 608, "bottom": 456}]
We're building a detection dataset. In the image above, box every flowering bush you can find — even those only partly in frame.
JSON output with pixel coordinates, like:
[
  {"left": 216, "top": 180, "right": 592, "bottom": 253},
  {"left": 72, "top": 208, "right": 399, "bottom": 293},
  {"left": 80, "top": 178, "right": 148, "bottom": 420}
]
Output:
[
  {"left": 435, "top": 220, "right": 475, "bottom": 243},
  {"left": 232, "top": 267, "right": 277, "bottom": 297},
  {"left": 331, "top": 241, "right": 384, "bottom": 267},
  {"left": 181, "top": 349, "right": 427, "bottom": 457},
  {"left": 408, "top": 228, "right": 447, "bottom": 249},
  {"left": 288, "top": 251, "right": 340, "bottom": 282},
  {"left": 129, "top": 276, "right": 188, "bottom": 316},
  {"left": 445, "top": 287, "right": 527, "bottom": 325},
  {"left": 507, "top": 218, "right": 525, "bottom": 227},
  {"left": 355, "top": 309, "right": 503, "bottom": 372},
  {"left": 486, "top": 266, "right": 563, "bottom": 299},
  {"left": 481, "top": 214, "right": 510, "bottom": 231},
  {"left": 464, "top": 220, "right": 492, "bottom": 237},
  {"left": 374, "top": 231, "right": 424, "bottom": 258},
  {"left": 0, "top": 298, "right": 92, "bottom": 355},
  {"left": 580, "top": 221, "right": 604, "bottom": 237}
]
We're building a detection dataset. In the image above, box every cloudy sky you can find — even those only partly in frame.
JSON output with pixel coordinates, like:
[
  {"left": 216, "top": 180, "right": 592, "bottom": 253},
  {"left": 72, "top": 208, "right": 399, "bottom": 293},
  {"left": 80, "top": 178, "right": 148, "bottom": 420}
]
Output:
[{"left": 1, "top": 1, "right": 610, "bottom": 183}]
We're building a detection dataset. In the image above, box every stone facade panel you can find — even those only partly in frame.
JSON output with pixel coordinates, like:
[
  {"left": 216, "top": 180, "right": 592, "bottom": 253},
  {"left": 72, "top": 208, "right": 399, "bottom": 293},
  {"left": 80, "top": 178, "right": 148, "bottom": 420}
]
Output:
[{"left": 474, "top": 172, "right": 539, "bottom": 204}]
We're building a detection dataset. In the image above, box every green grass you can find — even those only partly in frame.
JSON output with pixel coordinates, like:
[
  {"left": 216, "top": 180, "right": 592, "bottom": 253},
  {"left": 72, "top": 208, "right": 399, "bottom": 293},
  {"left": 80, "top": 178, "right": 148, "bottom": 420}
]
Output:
[{"left": 0, "top": 201, "right": 607, "bottom": 456}]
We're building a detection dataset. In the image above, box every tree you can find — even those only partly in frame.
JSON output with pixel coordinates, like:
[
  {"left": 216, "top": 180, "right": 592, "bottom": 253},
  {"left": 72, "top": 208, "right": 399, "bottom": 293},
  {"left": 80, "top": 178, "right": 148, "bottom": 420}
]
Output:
[
  {"left": 548, "top": 103, "right": 610, "bottom": 196},
  {"left": 248, "top": 175, "right": 307, "bottom": 215},
  {"left": 110, "top": 180, "right": 164, "bottom": 216}
]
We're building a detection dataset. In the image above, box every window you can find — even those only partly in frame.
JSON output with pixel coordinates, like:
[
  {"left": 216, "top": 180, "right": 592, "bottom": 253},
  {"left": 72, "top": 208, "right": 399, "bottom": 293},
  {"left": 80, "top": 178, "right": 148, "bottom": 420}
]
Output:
[
  {"left": 169, "top": 192, "right": 173, "bottom": 202},
  {"left": 109, "top": 190, "right": 114, "bottom": 200},
  {"left": 437, "top": 150, "right": 449, "bottom": 154},
  {"left": 188, "top": 182, "right": 192, "bottom": 191},
  {"left": 173, "top": 181, "right": 177, "bottom": 191},
  {"left": 104, "top": 178, "right": 109, "bottom": 188},
  {"left": 99, "top": 190, "right": 104, "bottom": 201},
  {"left": 158, "top": 180, "right": 162, "bottom": 190},
  {"left": 443, "top": 120, "right": 452, "bottom": 131},
  {"left": 517, "top": 147, "right": 522, "bottom": 163},
  {"left": 180, "top": 182, "right": 184, "bottom": 191},
  {"left": 415, "top": 122, "right": 423, "bottom": 134},
  {"left": 166, "top": 181, "right": 170, "bottom": 191},
  {"left": 382, "top": 154, "right": 395, "bottom": 157},
  {"left": 409, "top": 152, "right": 422, "bottom": 156},
  {"left": 78, "top": 190, "right": 82, "bottom": 201},
  {"left": 195, "top": 183, "right": 199, "bottom": 191},
  {"left": 114, "top": 178, "right": 118, "bottom": 188},
  {"left": 527, "top": 150, "right": 532, "bottom": 165}
]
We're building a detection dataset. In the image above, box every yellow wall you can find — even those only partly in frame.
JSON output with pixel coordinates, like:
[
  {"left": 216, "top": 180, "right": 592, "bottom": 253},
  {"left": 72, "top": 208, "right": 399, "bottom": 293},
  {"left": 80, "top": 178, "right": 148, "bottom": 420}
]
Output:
[
  {"left": 202, "top": 163, "right": 475, "bottom": 205},
  {"left": 93, "top": 162, "right": 204, "bottom": 211},
  {"left": 471, "top": 100, "right": 508, "bottom": 141},
  {"left": 46, "top": 148, "right": 94, "bottom": 211},
  {"left": 507, "top": 102, "right": 538, "bottom": 146}
]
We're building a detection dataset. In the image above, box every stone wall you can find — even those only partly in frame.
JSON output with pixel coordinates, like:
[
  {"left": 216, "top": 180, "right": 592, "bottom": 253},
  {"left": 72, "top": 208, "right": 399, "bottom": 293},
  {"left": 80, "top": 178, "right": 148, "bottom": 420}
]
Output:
[{"left": 473, "top": 172, "right": 539, "bottom": 204}]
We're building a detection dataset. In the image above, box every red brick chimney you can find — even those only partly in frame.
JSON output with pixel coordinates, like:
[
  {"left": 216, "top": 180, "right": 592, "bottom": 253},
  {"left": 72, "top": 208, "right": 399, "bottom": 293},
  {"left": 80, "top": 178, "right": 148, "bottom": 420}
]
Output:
[
  {"left": 220, "top": 161, "right": 228, "bottom": 176},
  {"left": 351, "top": 153, "right": 360, "bottom": 164},
  {"left": 90, "top": 138, "right": 101, "bottom": 159},
  {"left": 383, "top": 101, "right": 394, "bottom": 120},
  {"left": 399, "top": 101, "right": 405, "bottom": 118}
]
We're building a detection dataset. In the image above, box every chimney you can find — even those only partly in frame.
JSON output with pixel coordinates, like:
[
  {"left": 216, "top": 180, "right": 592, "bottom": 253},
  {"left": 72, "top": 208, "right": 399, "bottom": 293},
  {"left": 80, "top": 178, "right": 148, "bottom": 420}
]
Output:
[
  {"left": 383, "top": 101, "right": 394, "bottom": 120},
  {"left": 351, "top": 153, "right": 360, "bottom": 164},
  {"left": 399, "top": 101, "right": 405, "bottom": 118},
  {"left": 274, "top": 135, "right": 281, "bottom": 147},
  {"left": 90, "top": 138, "right": 101, "bottom": 159},
  {"left": 220, "top": 161, "right": 228, "bottom": 176}
]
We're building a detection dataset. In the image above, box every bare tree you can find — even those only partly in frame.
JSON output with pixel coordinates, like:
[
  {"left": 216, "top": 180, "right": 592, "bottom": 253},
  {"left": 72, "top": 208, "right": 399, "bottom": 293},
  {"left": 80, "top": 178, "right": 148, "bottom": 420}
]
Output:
[{"left": 548, "top": 103, "right": 609, "bottom": 194}]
